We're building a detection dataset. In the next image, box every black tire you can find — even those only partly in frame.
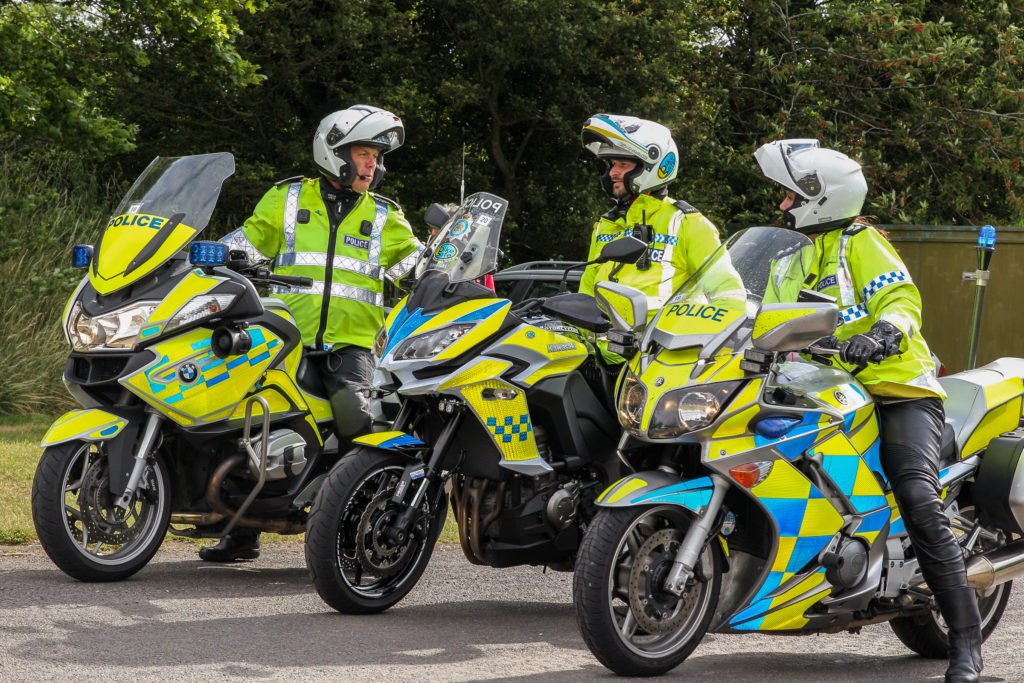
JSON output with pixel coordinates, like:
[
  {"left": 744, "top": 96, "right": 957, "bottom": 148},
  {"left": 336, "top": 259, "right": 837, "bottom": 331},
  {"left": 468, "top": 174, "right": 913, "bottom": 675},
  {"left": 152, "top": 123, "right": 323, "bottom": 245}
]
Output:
[
  {"left": 889, "top": 581, "right": 1011, "bottom": 658},
  {"left": 31, "top": 440, "right": 171, "bottom": 582},
  {"left": 574, "top": 505, "right": 722, "bottom": 676},
  {"left": 890, "top": 505, "right": 1012, "bottom": 658},
  {"left": 305, "top": 447, "right": 447, "bottom": 614}
]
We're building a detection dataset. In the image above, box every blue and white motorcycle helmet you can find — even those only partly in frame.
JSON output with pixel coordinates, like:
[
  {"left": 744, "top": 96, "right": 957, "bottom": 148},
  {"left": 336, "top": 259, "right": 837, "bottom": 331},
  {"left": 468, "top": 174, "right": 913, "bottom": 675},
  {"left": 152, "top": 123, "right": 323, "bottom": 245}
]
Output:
[{"left": 581, "top": 114, "right": 679, "bottom": 197}]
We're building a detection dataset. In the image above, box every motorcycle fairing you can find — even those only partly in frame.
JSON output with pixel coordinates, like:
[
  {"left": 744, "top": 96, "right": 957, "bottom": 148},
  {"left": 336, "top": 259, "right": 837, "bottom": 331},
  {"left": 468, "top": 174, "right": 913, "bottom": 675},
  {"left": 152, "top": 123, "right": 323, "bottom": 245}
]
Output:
[
  {"left": 89, "top": 154, "right": 235, "bottom": 296},
  {"left": 483, "top": 325, "right": 588, "bottom": 388},
  {"left": 381, "top": 298, "right": 511, "bottom": 362},
  {"left": 137, "top": 269, "right": 231, "bottom": 342},
  {"left": 40, "top": 408, "right": 127, "bottom": 446},
  {"left": 120, "top": 325, "right": 285, "bottom": 426},
  {"left": 454, "top": 378, "right": 552, "bottom": 476},
  {"left": 596, "top": 471, "right": 715, "bottom": 511},
  {"left": 353, "top": 430, "right": 428, "bottom": 453}
]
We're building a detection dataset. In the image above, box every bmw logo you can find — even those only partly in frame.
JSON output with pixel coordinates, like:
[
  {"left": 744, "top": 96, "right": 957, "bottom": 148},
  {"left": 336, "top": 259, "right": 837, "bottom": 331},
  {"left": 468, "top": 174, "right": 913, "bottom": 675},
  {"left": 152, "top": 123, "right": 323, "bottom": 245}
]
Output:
[{"left": 178, "top": 362, "right": 199, "bottom": 384}]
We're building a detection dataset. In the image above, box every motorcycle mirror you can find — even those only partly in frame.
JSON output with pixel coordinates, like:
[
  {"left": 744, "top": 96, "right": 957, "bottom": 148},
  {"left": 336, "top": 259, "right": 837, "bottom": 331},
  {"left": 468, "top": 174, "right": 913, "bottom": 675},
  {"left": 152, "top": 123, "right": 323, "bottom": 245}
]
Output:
[
  {"left": 598, "top": 236, "right": 647, "bottom": 264},
  {"left": 424, "top": 203, "right": 452, "bottom": 230}
]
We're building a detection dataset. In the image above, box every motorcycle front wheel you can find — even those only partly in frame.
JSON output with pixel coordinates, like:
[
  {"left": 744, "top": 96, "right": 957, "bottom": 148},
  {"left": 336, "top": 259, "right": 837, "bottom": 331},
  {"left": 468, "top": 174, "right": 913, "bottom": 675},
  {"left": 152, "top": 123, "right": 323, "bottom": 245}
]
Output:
[
  {"left": 573, "top": 505, "right": 722, "bottom": 676},
  {"left": 305, "top": 447, "right": 447, "bottom": 614},
  {"left": 32, "top": 439, "right": 171, "bottom": 582}
]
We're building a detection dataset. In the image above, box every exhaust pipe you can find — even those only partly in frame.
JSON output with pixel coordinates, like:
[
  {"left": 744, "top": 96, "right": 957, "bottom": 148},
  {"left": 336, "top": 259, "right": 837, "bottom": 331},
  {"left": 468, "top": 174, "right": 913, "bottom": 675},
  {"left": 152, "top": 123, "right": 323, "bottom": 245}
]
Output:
[{"left": 965, "top": 540, "right": 1024, "bottom": 590}]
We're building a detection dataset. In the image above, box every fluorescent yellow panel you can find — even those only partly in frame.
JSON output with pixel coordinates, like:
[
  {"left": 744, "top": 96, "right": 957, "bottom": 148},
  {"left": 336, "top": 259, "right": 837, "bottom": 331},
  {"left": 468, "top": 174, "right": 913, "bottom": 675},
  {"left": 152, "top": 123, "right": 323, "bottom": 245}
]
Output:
[
  {"left": 148, "top": 270, "right": 226, "bottom": 323},
  {"left": 714, "top": 405, "right": 759, "bottom": 439},
  {"left": 983, "top": 377, "right": 1024, "bottom": 409},
  {"left": 797, "top": 499, "right": 844, "bottom": 536},
  {"left": 852, "top": 458, "right": 885, "bottom": 497},
  {"left": 771, "top": 537, "right": 797, "bottom": 572},
  {"left": 753, "top": 461, "right": 811, "bottom": 499},
  {"left": 963, "top": 397, "right": 1022, "bottom": 457},
  {"left": 605, "top": 478, "right": 648, "bottom": 504},
  {"left": 439, "top": 359, "right": 511, "bottom": 391},
  {"left": 523, "top": 356, "right": 586, "bottom": 385}
]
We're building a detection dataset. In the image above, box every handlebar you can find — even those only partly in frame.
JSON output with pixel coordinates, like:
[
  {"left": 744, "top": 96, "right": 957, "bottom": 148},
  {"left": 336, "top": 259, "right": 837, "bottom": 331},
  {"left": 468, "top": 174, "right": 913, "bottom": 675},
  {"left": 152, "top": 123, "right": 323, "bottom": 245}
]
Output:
[
  {"left": 803, "top": 338, "right": 869, "bottom": 376},
  {"left": 267, "top": 273, "right": 313, "bottom": 289}
]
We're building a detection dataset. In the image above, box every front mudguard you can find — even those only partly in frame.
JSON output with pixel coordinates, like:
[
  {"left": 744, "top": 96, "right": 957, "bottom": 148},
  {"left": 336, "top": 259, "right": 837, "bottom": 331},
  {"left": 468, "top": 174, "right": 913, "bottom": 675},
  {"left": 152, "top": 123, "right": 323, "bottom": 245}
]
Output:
[
  {"left": 40, "top": 408, "right": 143, "bottom": 496},
  {"left": 352, "top": 430, "right": 428, "bottom": 456},
  {"left": 596, "top": 470, "right": 716, "bottom": 514}
]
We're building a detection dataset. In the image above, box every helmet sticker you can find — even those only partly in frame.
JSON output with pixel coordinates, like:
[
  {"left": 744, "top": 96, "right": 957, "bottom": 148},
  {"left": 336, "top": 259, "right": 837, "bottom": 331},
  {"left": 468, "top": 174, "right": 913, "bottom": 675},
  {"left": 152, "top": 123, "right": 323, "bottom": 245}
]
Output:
[{"left": 657, "top": 152, "right": 676, "bottom": 180}]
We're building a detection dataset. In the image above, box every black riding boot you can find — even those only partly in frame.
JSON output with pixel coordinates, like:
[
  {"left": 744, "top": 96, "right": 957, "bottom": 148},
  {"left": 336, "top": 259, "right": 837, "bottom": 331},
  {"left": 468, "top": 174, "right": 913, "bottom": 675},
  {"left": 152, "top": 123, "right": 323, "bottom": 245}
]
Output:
[
  {"left": 198, "top": 528, "right": 261, "bottom": 562},
  {"left": 939, "top": 587, "right": 983, "bottom": 683}
]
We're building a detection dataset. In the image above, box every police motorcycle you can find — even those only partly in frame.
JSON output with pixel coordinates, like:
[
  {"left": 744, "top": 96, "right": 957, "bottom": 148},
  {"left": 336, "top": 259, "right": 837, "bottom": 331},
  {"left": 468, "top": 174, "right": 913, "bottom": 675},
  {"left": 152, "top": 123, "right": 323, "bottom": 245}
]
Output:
[
  {"left": 573, "top": 225, "right": 1024, "bottom": 676},
  {"left": 32, "top": 152, "right": 354, "bottom": 582},
  {"left": 304, "top": 191, "right": 646, "bottom": 613}
]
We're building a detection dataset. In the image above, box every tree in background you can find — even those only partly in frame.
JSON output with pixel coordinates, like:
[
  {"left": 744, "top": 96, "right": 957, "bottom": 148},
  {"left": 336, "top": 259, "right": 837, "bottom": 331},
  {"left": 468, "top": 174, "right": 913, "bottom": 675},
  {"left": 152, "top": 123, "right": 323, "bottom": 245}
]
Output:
[{"left": 706, "top": 0, "right": 1024, "bottom": 229}]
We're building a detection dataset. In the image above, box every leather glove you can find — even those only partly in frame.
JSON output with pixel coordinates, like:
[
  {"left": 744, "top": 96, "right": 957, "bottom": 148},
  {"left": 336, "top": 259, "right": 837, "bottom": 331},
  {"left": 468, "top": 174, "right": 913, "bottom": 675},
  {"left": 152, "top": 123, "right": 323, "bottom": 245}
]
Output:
[{"left": 840, "top": 320, "right": 903, "bottom": 365}]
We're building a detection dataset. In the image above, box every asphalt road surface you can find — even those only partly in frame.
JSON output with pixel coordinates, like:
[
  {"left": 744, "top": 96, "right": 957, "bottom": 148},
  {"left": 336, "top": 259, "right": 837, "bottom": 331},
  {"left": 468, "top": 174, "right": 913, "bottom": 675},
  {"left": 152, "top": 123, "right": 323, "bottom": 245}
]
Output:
[{"left": 1, "top": 541, "right": 1021, "bottom": 682}]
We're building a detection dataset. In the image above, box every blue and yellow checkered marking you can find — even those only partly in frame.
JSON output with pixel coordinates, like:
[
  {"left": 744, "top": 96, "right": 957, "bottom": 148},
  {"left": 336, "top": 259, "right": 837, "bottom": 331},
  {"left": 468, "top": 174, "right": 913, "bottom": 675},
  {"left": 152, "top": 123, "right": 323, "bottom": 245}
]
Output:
[
  {"left": 486, "top": 415, "right": 532, "bottom": 443},
  {"left": 137, "top": 328, "right": 279, "bottom": 405}
]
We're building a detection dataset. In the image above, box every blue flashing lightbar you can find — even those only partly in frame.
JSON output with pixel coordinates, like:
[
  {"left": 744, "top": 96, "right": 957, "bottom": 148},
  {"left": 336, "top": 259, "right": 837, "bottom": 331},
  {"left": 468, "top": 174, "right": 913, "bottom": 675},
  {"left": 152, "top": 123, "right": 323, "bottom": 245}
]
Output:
[
  {"left": 71, "top": 245, "right": 93, "bottom": 268},
  {"left": 189, "top": 241, "right": 229, "bottom": 267},
  {"left": 978, "top": 225, "right": 996, "bottom": 250}
]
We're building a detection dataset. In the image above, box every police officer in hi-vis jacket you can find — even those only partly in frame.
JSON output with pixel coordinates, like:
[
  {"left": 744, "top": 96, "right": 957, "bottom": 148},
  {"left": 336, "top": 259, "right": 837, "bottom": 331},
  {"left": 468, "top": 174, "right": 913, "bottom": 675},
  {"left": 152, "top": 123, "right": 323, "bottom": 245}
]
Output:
[
  {"left": 578, "top": 114, "right": 721, "bottom": 361},
  {"left": 212, "top": 105, "right": 424, "bottom": 562},
  {"left": 755, "top": 139, "right": 982, "bottom": 683}
]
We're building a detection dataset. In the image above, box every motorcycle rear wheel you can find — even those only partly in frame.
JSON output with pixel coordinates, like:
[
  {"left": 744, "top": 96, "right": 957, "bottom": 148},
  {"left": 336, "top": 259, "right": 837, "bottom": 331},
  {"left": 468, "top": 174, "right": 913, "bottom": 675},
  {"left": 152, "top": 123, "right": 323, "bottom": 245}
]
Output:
[
  {"left": 574, "top": 505, "right": 721, "bottom": 676},
  {"left": 305, "top": 447, "right": 447, "bottom": 614},
  {"left": 889, "top": 506, "right": 1011, "bottom": 657},
  {"left": 31, "top": 439, "right": 170, "bottom": 582}
]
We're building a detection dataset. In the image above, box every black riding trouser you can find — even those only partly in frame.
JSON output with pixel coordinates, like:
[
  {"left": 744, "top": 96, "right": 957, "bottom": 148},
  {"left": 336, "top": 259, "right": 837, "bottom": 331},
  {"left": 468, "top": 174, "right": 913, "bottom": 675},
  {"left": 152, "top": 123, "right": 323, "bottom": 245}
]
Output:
[
  {"left": 316, "top": 345, "right": 375, "bottom": 444},
  {"left": 877, "top": 397, "right": 981, "bottom": 631}
]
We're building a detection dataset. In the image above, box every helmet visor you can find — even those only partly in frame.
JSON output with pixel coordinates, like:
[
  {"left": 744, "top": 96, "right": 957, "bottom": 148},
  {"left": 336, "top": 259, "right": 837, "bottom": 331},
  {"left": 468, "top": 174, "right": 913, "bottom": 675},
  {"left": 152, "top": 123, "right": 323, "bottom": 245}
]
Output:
[{"left": 779, "top": 139, "right": 822, "bottom": 197}]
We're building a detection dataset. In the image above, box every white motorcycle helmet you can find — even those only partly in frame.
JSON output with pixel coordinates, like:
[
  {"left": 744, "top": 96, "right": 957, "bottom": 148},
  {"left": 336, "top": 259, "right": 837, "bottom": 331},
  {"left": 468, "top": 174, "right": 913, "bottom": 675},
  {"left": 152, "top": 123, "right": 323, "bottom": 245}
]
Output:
[
  {"left": 581, "top": 114, "right": 679, "bottom": 197},
  {"left": 754, "top": 139, "right": 868, "bottom": 233},
  {"left": 313, "top": 105, "right": 405, "bottom": 189}
]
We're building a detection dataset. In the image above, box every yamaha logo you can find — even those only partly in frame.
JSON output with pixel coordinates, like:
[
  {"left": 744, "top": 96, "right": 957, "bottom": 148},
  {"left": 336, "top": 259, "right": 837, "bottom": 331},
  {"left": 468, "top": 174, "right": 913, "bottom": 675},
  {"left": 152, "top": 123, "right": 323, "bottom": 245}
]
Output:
[
  {"left": 178, "top": 362, "right": 199, "bottom": 384},
  {"left": 833, "top": 390, "right": 849, "bottom": 406}
]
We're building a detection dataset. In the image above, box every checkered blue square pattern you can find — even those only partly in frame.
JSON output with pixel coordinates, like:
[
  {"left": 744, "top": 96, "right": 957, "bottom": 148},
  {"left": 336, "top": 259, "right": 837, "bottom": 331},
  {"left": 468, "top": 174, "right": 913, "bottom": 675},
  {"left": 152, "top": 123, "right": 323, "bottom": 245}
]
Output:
[
  {"left": 596, "top": 231, "right": 628, "bottom": 243},
  {"left": 651, "top": 233, "right": 678, "bottom": 246},
  {"left": 486, "top": 415, "right": 532, "bottom": 443},
  {"left": 837, "top": 302, "right": 869, "bottom": 326},
  {"left": 861, "top": 270, "right": 909, "bottom": 302}
]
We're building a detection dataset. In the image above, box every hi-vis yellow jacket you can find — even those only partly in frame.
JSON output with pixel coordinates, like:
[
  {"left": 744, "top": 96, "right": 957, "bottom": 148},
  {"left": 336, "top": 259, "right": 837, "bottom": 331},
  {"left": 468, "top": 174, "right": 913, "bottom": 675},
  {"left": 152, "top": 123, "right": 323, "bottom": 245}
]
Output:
[
  {"left": 579, "top": 193, "right": 721, "bottom": 311},
  {"left": 222, "top": 177, "right": 423, "bottom": 350},
  {"left": 799, "top": 223, "right": 945, "bottom": 400}
]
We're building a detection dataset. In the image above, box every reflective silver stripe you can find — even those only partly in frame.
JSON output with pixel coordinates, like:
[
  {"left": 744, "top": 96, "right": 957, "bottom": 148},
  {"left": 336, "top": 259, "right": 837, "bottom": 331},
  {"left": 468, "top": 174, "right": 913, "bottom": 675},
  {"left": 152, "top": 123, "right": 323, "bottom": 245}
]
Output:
[
  {"left": 836, "top": 233, "right": 856, "bottom": 307},
  {"left": 276, "top": 251, "right": 383, "bottom": 279},
  {"left": 658, "top": 212, "right": 684, "bottom": 301},
  {"left": 269, "top": 281, "right": 383, "bottom": 307},
  {"left": 385, "top": 245, "right": 424, "bottom": 281},
  {"left": 368, "top": 199, "right": 388, "bottom": 268},
  {"left": 281, "top": 182, "right": 302, "bottom": 255},
  {"left": 880, "top": 311, "right": 918, "bottom": 339},
  {"left": 220, "top": 227, "right": 269, "bottom": 262}
]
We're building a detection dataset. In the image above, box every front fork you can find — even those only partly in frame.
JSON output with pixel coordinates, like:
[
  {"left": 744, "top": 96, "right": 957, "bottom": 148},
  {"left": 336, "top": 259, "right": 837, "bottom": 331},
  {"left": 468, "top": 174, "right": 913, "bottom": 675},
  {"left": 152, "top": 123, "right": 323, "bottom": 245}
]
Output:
[
  {"left": 385, "top": 409, "right": 463, "bottom": 544},
  {"left": 662, "top": 473, "right": 730, "bottom": 596},
  {"left": 114, "top": 411, "right": 164, "bottom": 510}
]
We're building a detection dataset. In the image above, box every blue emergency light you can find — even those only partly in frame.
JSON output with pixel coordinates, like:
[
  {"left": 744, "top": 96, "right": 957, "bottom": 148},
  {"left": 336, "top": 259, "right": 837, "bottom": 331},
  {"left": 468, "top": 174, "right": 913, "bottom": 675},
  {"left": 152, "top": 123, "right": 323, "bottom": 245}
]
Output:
[
  {"left": 71, "top": 245, "right": 93, "bottom": 268},
  {"left": 189, "top": 241, "right": 229, "bottom": 267},
  {"left": 978, "top": 224, "right": 996, "bottom": 250}
]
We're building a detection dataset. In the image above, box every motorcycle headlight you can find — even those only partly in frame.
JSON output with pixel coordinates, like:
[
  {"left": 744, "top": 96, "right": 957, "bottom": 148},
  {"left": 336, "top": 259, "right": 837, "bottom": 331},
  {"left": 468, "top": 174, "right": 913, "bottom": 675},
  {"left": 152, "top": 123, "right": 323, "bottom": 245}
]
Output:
[
  {"left": 392, "top": 323, "right": 475, "bottom": 361},
  {"left": 67, "top": 301, "right": 160, "bottom": 352},
  {"left": 648, "top": 380, "right": 742, "bottom": 438},
  {"left": 617, "top": 371, "right": 647, "bottom": 432}
]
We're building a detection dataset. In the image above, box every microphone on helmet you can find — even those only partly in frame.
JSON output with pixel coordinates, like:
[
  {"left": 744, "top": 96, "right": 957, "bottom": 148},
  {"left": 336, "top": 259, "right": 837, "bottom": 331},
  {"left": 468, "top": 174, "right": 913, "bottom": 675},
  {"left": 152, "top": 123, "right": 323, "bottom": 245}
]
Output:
[{"left": 357, "top": 174, "right": 371, "bottom": 180}]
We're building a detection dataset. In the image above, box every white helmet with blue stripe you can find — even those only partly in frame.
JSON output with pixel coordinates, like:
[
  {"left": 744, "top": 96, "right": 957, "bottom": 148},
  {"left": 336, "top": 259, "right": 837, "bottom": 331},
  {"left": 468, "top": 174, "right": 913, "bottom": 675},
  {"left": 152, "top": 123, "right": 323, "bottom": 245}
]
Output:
[{"left": 581, "top": 114, "right": 679, "bottom": 197}]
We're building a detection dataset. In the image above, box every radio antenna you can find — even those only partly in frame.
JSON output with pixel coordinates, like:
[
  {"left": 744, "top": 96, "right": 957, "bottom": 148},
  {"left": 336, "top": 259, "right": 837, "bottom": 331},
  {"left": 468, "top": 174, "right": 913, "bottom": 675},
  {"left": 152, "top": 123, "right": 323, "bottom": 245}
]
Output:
[{"left": 460, "top": 142, "right": 466, "bottom": 204}]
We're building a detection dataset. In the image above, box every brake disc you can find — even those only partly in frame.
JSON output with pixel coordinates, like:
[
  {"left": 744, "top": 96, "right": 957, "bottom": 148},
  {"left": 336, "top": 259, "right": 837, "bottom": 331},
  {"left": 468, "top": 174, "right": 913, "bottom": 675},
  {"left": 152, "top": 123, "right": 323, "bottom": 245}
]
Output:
[
  {"left": 627, "top": 527, "right": 699, "bottom": 635},
  {"left": 355, "top": 491, "right": 414, "bottom": 578},
  {"left": 78, "top": 460, "right": 137, "bottom": 545}
]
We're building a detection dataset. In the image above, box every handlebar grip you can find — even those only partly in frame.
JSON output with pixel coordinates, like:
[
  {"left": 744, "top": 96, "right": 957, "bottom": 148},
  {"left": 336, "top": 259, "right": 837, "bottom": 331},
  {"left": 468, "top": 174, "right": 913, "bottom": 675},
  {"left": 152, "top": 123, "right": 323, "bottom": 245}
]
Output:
[{"left": 270, "top": 274, "right": 313, "bottom": 288}]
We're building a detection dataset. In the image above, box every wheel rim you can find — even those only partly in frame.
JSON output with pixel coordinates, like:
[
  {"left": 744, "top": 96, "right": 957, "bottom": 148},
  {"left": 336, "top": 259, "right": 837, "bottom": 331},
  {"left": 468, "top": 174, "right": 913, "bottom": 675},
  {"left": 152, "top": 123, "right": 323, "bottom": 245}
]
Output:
[
  {"left": 60, "top": 442, "right": 167, "bottom": 565},
  {"left": 335, "top": 463, "right": 432, "bottom": 599},
  {"left": 606, "top": 506, "right": 716, "bottom": 658}
]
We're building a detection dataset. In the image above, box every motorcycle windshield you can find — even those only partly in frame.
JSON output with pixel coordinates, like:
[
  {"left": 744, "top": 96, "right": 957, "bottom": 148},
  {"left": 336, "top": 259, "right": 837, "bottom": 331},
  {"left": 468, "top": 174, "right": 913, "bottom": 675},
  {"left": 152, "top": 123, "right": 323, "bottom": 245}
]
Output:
[
  {"left": 90, "top": 153, "right": 235, "bottom": 295},
  {"left": 415, "top": 192, "right": 506, "bottom": 283},
  {"left": 648, "top": 226, "right": 815, "bottom": 354}
]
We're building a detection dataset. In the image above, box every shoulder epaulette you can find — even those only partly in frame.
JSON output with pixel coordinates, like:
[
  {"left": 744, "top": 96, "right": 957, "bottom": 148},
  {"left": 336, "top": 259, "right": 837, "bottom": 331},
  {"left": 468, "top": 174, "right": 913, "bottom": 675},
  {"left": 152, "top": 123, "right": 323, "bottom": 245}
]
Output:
[
  {"left": 672, "top": 199, "right": 700, "bottom": 214},
  {"left": 843, "top": 222, "right": 869, "bottom": 236},
  {"left": 273, "top": 175, "right": 305, "bottom": 187},
  {"left": 370, "top": 192, "right": 402, "bottom": 210}
]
